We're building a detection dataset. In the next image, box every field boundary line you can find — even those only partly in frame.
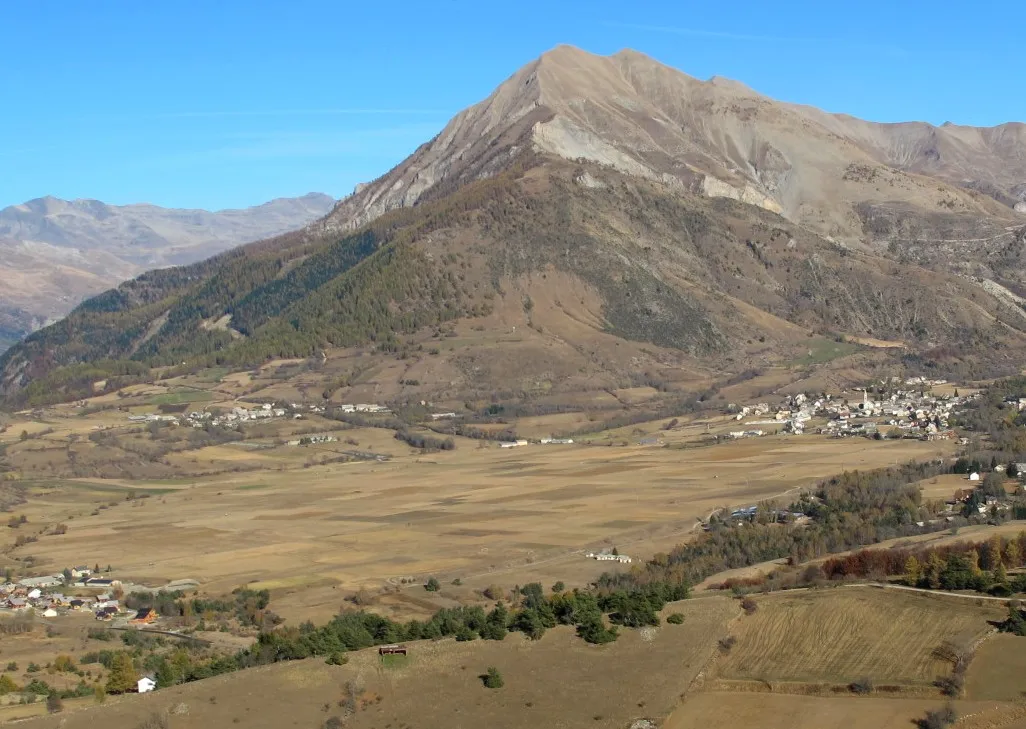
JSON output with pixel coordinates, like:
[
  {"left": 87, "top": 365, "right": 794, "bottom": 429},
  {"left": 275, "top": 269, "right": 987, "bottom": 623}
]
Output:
[{"left": 703, "top": 678, "right": 939, "bottom": 699}]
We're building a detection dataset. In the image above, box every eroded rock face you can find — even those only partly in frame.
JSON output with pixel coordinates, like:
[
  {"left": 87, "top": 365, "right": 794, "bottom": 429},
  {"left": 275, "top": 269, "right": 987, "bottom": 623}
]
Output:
[
  {"left": 701, "top": 175, "right": 783, "bottom": 214},
  {"left": 1014, "top": 201, "right": 1026, "bottom": 214}
]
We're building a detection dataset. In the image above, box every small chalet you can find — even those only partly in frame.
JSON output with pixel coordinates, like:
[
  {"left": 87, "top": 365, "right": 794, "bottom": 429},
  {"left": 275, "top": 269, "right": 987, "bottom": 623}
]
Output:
[
  {"left": 130, "top": 607, "right": 158, "bottom": 625},
  {"left": 95, "top": 606, "right": 118, "bottom": 621},
  {"left": 137, "top": 676, "right": 156, "bottom": 694}
]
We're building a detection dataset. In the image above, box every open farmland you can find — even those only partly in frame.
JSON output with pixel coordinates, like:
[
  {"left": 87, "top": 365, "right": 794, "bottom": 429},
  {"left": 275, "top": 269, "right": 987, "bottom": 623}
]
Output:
[
  {"left": 11, "top": 434, "right": 952, "bottom": 623},
  {"left": 11, "top": 597, "right": 736, "bottom": 729},
  {"left": 717, "top": 588, "right": 1005, "bottom": 686}
]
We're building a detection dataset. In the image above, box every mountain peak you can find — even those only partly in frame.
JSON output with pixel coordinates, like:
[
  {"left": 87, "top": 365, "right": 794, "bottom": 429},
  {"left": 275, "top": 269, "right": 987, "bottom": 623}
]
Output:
[
  {"left": 535, "top": 43, "right": 597, "bottom": 64},
  {"left": 323, "top": 44, "right": 1026, "bottom": 241}
]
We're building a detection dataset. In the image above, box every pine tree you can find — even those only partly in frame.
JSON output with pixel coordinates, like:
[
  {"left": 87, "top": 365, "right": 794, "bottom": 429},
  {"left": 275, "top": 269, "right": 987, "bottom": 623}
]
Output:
[
  {"left": 904, "top": 555, "right": 923, "bottom": 586},
  {"left": 155, "top": 659, "right": 179, "bottom": 689},
  {"left": 985, "top": 537, "right": 1003, "bottom": 571},
  {"left": 104, "top": 652, "right": 137, "bottom": 695},
  {"left": 995, "top": 562, "right": 1008, "bottom": 585},
  {"left": 482, "top": 666, "right": 504, "bottom": 689},
  {"left": 1006, "top": 540, "right": 1023, "bottom": 568},
  {"left": 967, "top": 548, "right": 981, "bottom": 576},
  {"left": 927, "top": 553, "right": 945, "bottom": 590}
]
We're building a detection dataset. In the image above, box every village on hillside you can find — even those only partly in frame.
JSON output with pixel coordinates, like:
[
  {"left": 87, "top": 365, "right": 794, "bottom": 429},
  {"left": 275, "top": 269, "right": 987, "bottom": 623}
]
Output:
[
  {"left": 0, "top": 566, "right": 180, "bottom": 628},
  {"left": 727, "top": 377, "right": 973, "bottom": 440}
]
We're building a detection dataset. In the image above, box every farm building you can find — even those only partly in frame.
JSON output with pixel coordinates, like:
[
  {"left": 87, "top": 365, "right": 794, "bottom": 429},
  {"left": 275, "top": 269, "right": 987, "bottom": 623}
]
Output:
[
  {"left": 130, "top": 607, "right": 158, "bottom": 624},
  {"left": 18, "top": 575, "right": 62, "bottom": 588},
  {"left": 137, "top": 676, "right": 156, "bottom": 693},
  {"left": 585, "top": 552, "right": 632, "bottom": 563}
]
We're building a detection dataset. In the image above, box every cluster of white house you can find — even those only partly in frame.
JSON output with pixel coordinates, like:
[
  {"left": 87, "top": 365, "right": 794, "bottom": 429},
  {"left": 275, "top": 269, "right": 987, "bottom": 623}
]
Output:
[
  {"left": 731, "top": 384, "right": 970, "bottom": 439},
  {"left": 128, "top": 402, "right": 292, "bottom": 428},
  {"left": 585, "top": 552, "right": 632, "bottom": 563},
  {"left": 1, "top": 567, "right": 123, "bottom": 619},
  {"left": 727, "top": 430, "right": 765, "bottom": 439},
  {"left": 183, "top": 403, "right": 288, "bottom": 427},
  {"left": 335, "top": 403, "right": 391, "bottom": 414},
  {"left": 128, "top": 401, "right": 397, "bottom": 430},
  {"left": 286, "top": 434, "right": 338, "bottom": 446},
  {"left": 499, "top": 437, "right": 574, "bottom": 448}
]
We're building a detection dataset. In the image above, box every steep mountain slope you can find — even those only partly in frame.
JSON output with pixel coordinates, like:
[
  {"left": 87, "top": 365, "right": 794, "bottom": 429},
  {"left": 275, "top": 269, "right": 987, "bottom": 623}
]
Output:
[
  {"left": 328, "top": 46, "right": 1025, "bottom": 245},
  {"left": 0, "top": 193, "right": 335, "bottom": 351},
  {"left": 2, "top": 46, "right": 1025, "bottom": 407}
]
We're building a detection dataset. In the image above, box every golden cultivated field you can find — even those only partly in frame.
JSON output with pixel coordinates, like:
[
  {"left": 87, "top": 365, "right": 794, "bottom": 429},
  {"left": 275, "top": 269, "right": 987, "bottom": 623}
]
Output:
[
  {"left": 11, "top": 433, "right": 951, "bottom": 623},
  {"left": 717, "top": 588, "right": 1004, "bottom": 686}
]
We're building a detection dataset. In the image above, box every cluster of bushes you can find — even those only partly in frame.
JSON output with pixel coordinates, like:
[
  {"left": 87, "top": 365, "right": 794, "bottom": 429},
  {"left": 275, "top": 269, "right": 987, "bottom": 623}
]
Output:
[
  {"left": 394, "top": 429, "right": 455, "bottom": 451},
  {"left": 125, "top": 590, "right": 186, "bottom": 616},
  {"left": 146, "top": 580, "right": 687, "bottom": 690},
  {"left": 952, "top": 376, "right": 1026, "bottom": 457},
  {"left": 120, "top": 587, "right": 277, "bottom": 629},
  {"left": 0, "top": 673, "right": 93, "bottom": 701},
  {"left": 814, "top": 534, "right": 1026, "bottom": 595},
  {"left": 1000, "top": 602, "right": 1026, "bottom": 636},
  {"left": 596, "top": 461, "right": 947, "bottom": 594}
]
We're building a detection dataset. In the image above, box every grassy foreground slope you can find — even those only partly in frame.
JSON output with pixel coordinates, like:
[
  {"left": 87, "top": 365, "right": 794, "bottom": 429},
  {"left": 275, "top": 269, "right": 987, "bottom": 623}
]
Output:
[{"left": 12, "top": 598, "right": 735, "bottom": 729}]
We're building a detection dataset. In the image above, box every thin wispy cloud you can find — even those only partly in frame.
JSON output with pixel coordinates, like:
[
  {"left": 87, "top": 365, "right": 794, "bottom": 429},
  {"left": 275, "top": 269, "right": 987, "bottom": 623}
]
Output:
[
  {"left": 138, "top": 125, "right": 442, "bottom": 168},
  {"left": 0, "top": 145, "right": 60, "bottom": 158},
  {"left": 86, "top": 108, "right": 448, "bottom": 123},
  {"left": 603, "top": 21, "right": 907, "bottom": 56}
]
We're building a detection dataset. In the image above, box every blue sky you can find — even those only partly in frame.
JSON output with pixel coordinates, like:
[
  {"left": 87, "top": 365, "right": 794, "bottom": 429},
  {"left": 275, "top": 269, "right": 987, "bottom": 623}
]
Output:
[{"left": 1, "top": 0, "right": 1022, "bottom": 211}]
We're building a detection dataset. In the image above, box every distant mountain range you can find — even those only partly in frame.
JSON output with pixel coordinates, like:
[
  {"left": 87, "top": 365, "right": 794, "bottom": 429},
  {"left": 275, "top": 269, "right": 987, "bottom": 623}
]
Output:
[
  {"left": 0, "top": 193, "right": 335, "bottom": 352},
  {"left": 4, "top": 46, "right": 1026, "bottom": 407}
]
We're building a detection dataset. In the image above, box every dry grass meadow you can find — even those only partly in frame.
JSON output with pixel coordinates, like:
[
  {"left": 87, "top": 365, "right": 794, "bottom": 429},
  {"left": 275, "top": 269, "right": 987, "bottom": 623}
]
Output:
[
  {"left": 716, "top": 588, "right": 1005, "bottom": 686},
  {"left": 2, "top": 368, "right": 1010, "bottom": 729},
  {"left": 6, "top": 432, "right": 952, "bottom": 623},
  {"left": 966, "top": 634, "right": 1026, "bottom": 701}
]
